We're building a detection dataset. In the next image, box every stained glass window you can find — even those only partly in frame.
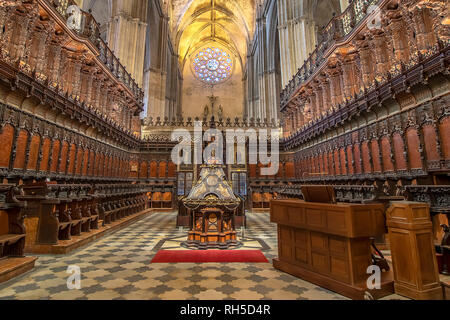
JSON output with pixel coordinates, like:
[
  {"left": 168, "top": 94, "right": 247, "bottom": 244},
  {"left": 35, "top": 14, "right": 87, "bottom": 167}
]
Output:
[{"left": 192, "top": 47, "right": 233, "bottom": 85}]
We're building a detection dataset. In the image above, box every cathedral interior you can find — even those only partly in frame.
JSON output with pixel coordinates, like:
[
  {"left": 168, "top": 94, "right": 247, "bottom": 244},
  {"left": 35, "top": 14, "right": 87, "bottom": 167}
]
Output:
[{"left": 0, "top": 0, "right": 449, "bottom": 302}]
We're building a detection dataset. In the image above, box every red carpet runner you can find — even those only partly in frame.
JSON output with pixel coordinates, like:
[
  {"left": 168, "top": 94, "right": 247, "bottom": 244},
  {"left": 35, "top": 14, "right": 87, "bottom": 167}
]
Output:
[{"left": 151, "top": 250, "right": 269, "bottom": 263}]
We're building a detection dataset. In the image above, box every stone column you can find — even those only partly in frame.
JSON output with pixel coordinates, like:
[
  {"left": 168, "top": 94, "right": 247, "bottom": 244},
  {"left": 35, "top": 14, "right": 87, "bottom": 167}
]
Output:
[
  {"left": 340, "top": 0, "right": 350, "bottom": 12},
  {"left": 107, "top": 0, "right": 148, "bottom": 87}
]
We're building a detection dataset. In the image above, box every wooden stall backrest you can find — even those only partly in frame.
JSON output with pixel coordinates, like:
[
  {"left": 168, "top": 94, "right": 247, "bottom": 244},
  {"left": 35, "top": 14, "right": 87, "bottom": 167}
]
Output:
[
  {"left": 263, "top": 193, "right": 273, "bottom": 202},
  {"left": 0, "top": 210, "right": 8, "bottom": 235},
  {"left": 301, "top": 186, "right": 336, "bottom": 204},
  {"left": 252, "top": 192, "right": 262, "bottom": 202},
  {"left": 152, "top": 192, "right": 162, "bottom": 201},
  {"left": 163, "top": 192, "right": 172, "bottom": 201}
]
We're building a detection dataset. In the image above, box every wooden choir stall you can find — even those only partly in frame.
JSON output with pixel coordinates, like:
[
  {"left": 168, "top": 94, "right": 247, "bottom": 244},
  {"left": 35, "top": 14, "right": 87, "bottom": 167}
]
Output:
[{"left": 0, "top": 184, "right": 37, "bottom": 284}]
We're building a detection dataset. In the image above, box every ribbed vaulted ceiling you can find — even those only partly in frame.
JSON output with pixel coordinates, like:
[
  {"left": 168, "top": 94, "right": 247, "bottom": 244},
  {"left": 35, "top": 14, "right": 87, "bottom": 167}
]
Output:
[{"left": 172, "top": 0, "right": 256, "bottom": 73}]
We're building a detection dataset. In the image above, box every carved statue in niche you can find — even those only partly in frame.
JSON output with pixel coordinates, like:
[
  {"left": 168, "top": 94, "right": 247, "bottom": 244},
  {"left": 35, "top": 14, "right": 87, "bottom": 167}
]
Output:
[
  {"left": 218, "top": 105, "right": 223, "bottom": 119},
  {"left": 203, "top": 105, "right": 209, "bottom": 118}
]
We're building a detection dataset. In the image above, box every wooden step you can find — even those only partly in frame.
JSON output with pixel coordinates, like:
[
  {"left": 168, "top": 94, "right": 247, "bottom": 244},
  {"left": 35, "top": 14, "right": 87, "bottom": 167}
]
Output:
[{"left": 0, "top": 256, "right": 38, "bottom": 284}]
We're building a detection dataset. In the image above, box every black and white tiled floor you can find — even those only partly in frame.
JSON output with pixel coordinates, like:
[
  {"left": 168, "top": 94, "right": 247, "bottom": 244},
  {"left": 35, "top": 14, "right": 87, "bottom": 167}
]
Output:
[{"left": 0, "top": 211, "right": 405, "bottom": 300}]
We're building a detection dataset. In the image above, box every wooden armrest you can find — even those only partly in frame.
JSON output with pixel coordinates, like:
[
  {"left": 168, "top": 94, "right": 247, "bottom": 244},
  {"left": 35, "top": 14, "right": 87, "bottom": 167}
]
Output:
[
  {"left": 58, "top": 221, "right": 72, "bottom": 229},
  {"left": 70, "top": 219, "right": 81, "bottom": 226},
  {"left": 0, "top": 234, "right": 25, "bottom": 245}
]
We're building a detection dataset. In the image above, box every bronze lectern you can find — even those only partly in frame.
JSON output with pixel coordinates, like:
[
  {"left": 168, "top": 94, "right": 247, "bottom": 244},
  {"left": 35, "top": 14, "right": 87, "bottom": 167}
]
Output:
[{"left": 182, "top": 164, "right": 241, "bottom": 249}]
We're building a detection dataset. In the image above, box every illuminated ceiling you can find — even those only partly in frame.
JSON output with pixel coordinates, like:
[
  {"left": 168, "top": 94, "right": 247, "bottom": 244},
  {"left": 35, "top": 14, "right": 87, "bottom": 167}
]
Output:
[{"left": 172, "top": 0, "right": 257, "bottom": 74}]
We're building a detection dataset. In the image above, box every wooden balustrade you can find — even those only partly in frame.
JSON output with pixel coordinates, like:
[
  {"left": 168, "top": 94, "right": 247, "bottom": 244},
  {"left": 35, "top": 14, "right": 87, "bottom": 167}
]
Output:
[
  {"left": 0, "top": 0, "right": 143, "bottom": 142},
  {"left": 281, "top": 0, "right": 448, "bottom": 113}
]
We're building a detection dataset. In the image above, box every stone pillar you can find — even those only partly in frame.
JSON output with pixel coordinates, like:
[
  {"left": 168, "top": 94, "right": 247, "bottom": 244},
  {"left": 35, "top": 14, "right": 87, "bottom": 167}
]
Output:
[
  {"left": 266, "top": 70, "right": 280, "bottom": 123},
  {"left": 386, "top": 202, "right": 443, "bottom": 300},
  {"left": 277, "top": 0, "right": 316, "bottom": 88},
  {"left": 340, "top": 0, "right": 350, "bottom": 12},
  {"left": 107, "top": 0, "right": 148, "bottom": 87}
]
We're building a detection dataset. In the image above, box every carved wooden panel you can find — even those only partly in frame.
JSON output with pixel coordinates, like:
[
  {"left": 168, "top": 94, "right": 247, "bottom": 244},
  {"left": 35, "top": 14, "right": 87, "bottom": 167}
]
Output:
[
  {"left": 0, "top": 125, "right": 14, "bottom": 169},
  {"left": 149, "top": 161, "right": 157, "bottom": 178},
  {"left": 82, "top": 149, "right": 89, "bottom": 176},
  {"left": 333, "top": 150, "right": 340, "bottom": 175},
  {"left": 27, "top": 135, "right": 40, "bottom": 171},
  {"left": 59, "top": 141, "right": 68, "bottom": 174},
  {"left": 68, "top": 144, "right": 76, "bottom": 175},
  {"left": 406, "top": 128, "right": 423, "bottom": 170},
  {"left": 285, "top": 162, "right": 294, "bottom": 178},
  {"left": 371, "top": 140, "right": 382, "bottom": 173},
  {"left": 422, "top": 125, "right": 440, "bottom": 168},
  {"left": 88, "top": 150, "right": 95, "bottom": 176},
  {"left": 439, "top": 118, "right": 450, "bottom": 162},
  {"left": 158, "top": 162, "right": 166, "bottom": 178},
  {"left": 393, "top": 133, "right": 407, "bottom": 171},
  {"left": 346, "top": 146, "right": 354, "bottom": 175},
  {"left": 93, "top": 152, "right": 100, "bottom": 176},
  {"left": 39, "top": 138, "right": 51, "bottom": 172},
  {"left": 99, "top": 154, "right": 105, "bottom": 176},
  {"left": 50, "top": 140, "right": 60, "bottom": 173},
  {"left": 0, "top": 210, "right": 8, "bottom": 235},
  {"left": 139, "top": 162, "right": 147, "bottom": 179},
  {"left": 340, "top": 149, "right": 347, "bottom": 175},
  {"left": 328, "top": 152, "right": 334, "bottom": 175},
  {"left": 361, "top": 141, "right": 371, "bottom": 173},
  {"left": 13, "top": 130, "right": 28, "bottom": 170},
  {"left": 168, "top": 162, "right": 176, "bottom": 178},
  {"left": 381, "top": 137, "right": 394, "bottom": 172},
  {"left": 75, "top": 148, "right": 83, "bottom": 175},
  {"left": 353, "top": 144, "right": 362, "bottom": 174}
]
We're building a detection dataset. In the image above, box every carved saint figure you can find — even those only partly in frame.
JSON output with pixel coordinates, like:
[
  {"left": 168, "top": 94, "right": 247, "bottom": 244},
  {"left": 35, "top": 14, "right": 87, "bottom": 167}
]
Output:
[
  {"left": 218, "top": 105, "right": 223, "bottom": 119},
  {"left": 203, "top": 105, "right": 209, "bottom": 118}
]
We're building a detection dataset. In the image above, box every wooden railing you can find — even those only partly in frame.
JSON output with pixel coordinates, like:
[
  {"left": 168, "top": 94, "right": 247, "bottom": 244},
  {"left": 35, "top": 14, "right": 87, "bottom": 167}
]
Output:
[
  {"left": 280, "top": 0, "right": 382, "bottom": 108},
  {"left": 46, "top": 0, "right": 144, "bottom": 101}
]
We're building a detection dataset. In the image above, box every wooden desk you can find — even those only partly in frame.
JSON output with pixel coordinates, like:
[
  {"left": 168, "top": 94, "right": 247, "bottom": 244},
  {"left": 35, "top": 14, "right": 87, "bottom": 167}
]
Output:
[{"left": 270, "top": 199, "right": 394, "bottom": 299}]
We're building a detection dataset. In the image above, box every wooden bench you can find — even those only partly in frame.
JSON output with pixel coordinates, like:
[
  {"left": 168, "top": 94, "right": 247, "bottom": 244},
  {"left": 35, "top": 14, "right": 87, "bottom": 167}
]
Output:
[
  {"left": 20, "top": 183, "right": 101, "bottom": 245},
  {"left": 94, "top": 184, "right": 149, "bottom": 224},
  {"left": 20, "top": 183, "right": 70, "bottom": 244}
]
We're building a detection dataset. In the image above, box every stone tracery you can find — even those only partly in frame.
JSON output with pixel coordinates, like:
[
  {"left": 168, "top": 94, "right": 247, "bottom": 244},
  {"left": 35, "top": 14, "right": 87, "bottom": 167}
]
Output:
[{"left": 192, "top": 46, "right": 233, "bottom": 85}]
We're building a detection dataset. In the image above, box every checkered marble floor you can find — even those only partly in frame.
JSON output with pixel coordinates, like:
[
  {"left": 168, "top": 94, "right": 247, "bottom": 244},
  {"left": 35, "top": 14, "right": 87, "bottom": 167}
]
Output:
[{"left": 0, "top": 211, "right": 406, "bottom": 300}]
